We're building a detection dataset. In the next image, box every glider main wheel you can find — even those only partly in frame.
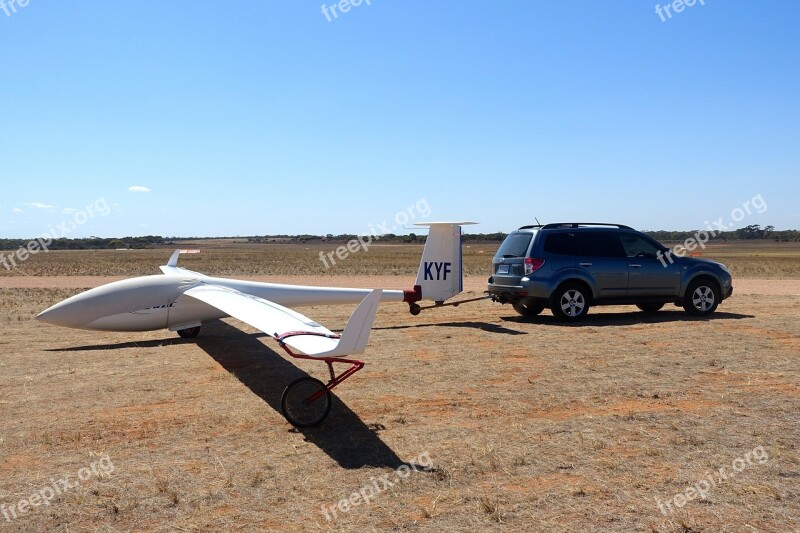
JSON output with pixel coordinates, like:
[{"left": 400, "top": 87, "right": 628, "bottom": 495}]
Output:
[
  {"left": 177, "top": 326, "right": 201, "bottom": 338},
  {"left": 281, "top": 377, "right": 332, "bottom": 428}
]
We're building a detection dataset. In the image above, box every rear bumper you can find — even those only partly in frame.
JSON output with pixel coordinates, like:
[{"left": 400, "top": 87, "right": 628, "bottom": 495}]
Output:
[
  {"left": 487, "top": 284, "right": 525, "bottom": 303},
  {"left": 487, "top": 280, "right": 551, "bottom": 305}
]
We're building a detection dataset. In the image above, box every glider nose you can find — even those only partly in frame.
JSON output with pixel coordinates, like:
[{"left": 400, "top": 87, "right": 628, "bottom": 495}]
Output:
[{"left": 37, "top": 298, "right": 88, "bottom": 328}]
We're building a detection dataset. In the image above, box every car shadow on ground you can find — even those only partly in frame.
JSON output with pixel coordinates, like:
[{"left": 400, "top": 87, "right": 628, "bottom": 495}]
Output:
[
  {"left": 48, "top": 319, "right": 407, "bottom": 470},
  {"left": 373, "top": 321, "right": 527, "bottom": 335},
  {"left": 501, "top": 309, "right": 755, "bottom": 327}
]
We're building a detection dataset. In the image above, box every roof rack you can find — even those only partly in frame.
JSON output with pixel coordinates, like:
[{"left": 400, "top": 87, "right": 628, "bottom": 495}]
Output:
[{"left": 527, "top": 223, "right": 633, "bottom": 230}]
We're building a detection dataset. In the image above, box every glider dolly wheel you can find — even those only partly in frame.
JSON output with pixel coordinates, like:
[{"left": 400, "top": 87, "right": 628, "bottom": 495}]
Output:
[
  {"left": 177, "top": 326, "right": 201, "bottom": 338},
  {"left": 409, "top": 303, "right": 421, "bottom": 316},
  {"left": 281, "top": 377, "right": 332, "bottom": 428}
]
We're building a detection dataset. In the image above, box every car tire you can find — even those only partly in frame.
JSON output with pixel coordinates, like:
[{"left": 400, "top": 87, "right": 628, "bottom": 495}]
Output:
[
  {"left": 550, "top": 283, "right": 590, "bottom": 321},
  {"left": 513, "top": 302, "right": 544, "bottom": 317},
  {"left": 683, "top": 279, "right": 720, "bottom": 317},
  {"left": 636, "top": 303, "right": 664, "bottom": 313}
]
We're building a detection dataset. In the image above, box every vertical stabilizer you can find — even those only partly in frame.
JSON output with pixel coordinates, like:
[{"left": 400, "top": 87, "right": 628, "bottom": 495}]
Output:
[{"left": 413, "top": 222, "right": 477, "bottom": 303}]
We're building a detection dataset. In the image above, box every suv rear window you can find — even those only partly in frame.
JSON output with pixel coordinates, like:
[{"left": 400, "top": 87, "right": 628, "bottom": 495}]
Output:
[{"left": 497, "top": 233, "right": 533, "bottom": 258}]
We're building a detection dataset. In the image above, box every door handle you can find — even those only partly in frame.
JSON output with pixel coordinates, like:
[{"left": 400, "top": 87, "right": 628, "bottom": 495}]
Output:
[
  {"left": 629, "top": 264, "right": 641, "bottom": 268},
  {"left": 578, "top": 262, "right": 592, "bottom": 267}
]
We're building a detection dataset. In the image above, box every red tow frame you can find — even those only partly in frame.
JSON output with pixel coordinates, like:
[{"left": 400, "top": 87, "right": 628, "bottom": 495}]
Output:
[{"left": 275, "top": 331, "right": 365, "bottom": 403}]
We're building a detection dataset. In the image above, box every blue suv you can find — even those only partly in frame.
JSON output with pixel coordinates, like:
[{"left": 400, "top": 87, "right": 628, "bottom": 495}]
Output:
[{"left": 487, "top": 223, "right": 733, "bottom": 321}]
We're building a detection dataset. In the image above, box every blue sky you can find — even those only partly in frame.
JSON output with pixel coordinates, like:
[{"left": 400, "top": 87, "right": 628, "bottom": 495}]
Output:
[{"left": 1, "top": 0, "right": 797, "bottom": 238}]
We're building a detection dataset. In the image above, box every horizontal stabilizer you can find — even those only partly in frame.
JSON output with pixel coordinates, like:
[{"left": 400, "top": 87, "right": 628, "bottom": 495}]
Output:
[{"left": 160, "top": 249, "right": 205, "bottom": 277}]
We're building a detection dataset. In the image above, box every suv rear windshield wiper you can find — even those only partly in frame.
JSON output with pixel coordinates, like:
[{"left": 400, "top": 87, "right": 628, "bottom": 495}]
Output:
[{"left": 501, "top": 254, "right": 519, "bottom": 258}]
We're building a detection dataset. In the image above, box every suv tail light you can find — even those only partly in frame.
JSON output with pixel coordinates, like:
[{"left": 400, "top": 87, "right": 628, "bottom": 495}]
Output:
[{"left": 524, "top": 257, "right": 545, "bottom": 275}]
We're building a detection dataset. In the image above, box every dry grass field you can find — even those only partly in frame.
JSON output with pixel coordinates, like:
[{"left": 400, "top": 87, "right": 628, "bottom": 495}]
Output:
[
  {"left": 0, "top": 242, "right": 498, "bottom": 278},
  {"left": 1, "top": 244, "right": 799, "bottom": 532},
  {"left": 3, "top": 240, "right": 800, "bottom": 279}
]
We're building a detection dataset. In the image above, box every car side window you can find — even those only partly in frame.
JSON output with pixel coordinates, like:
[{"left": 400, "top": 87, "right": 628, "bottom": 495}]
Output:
[
  {"left": 573, "top": 231, "right": 625, "bottom": 258},
  {"left": 620, "top": 234, "right": 661, "bottom": 259},
  {"left": 544, "top": 232, "right": 575, "bottom": 255}
]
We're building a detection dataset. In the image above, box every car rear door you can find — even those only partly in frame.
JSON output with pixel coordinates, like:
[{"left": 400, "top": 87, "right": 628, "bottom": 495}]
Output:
[
  {"left": 573, "top": 231, "right": 629, "bottom": 300},
  {"left": 542, "top": 232, "right": 576, "bottom": 272}
]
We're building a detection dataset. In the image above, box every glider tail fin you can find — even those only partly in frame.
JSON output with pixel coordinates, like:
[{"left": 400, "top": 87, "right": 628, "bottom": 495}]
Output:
[{"left": 413, "top": 222, "right": 477, "bottom": 303}]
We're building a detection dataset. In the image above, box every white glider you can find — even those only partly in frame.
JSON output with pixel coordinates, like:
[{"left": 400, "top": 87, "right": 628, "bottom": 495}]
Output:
[{"left": 38, "top": 222, "right": 475, "bottom": 426}]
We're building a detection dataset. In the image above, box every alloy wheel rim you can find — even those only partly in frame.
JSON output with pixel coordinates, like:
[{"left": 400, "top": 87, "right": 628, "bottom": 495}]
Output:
[
  {"left": 692, "top": 286, "right": 715, "bottom": 311},
  {"left": 560, "top": 290, "right": 585, "bottom": 316}
]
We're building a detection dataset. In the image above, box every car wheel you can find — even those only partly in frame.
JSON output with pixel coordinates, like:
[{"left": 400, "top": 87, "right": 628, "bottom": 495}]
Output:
[
  {"left": 551, "top": 283, "right": 590, "bottom": 321},
  {"left": 636, "top": 303, "right": 664, "bottom": 313},
  {"left": 683, "top": 279, "right": 720, "bottom": 316},
  {"left": 513, "top": 302, "right": 545, "bottom": 317}
]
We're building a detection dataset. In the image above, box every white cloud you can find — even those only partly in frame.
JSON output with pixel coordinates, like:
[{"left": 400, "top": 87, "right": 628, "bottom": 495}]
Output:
[
  {"left": 62, "top": 207, "right": 78, "bottom": 214},
  {"left": 128, "top": 186, "right": 151, "bottom": 193},
  {"left": 11, "top": 207, "right": 22, "bottom": 213},
  {"left": 28, "top": 202, "right": 56, "bottom": 210}
]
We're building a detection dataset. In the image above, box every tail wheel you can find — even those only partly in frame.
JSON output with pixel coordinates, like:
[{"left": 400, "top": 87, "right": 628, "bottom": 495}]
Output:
[
  {"left": 177, "top": 326, "right": 201, "bottom": 338},
  {"left": 551, "top": 283, "right": 590, "bottom": 321},
  {"left": 281, "top": 377, "right": 332, "bottom": 428},
  {"left": 683, "top": 279, "right": 720, "bottom": 316},
  {"left": 513, "top": 302, "right": 544, "bottom": 317}
]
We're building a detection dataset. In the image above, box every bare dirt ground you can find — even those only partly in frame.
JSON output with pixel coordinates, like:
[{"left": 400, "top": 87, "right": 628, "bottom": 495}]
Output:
[
  {"left": 1, "top": 275, "right": 799, "bottom": 532},
  {"left": 1, "top": 242, "right": 799, "bottom": 531}
]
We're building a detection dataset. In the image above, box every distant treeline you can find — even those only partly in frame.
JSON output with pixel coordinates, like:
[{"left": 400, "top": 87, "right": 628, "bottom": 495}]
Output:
[
  {"left": 646, "top": 225, "right": 800, "bottom": 242},
  {"left": 245, "top": 232, "right": 510, "bottom": 244},
  {"left": 0, "top": 235, "right": 169, "bottom": 250},
  {"left": 246, "top": 225, "right": 800, "bottom": 244},
  {"left": 1, "top": 225, "right": 798, "bottom": 251}
]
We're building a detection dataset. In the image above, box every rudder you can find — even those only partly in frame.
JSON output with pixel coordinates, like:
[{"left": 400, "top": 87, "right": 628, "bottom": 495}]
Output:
[{"left": 414, "top": 222, "right": 476, "bottom": 303}]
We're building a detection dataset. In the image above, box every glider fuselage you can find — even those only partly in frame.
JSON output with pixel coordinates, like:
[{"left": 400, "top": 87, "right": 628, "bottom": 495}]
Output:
[{"left": 37, "top": 274, "right": 405, "bottom": 332}]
